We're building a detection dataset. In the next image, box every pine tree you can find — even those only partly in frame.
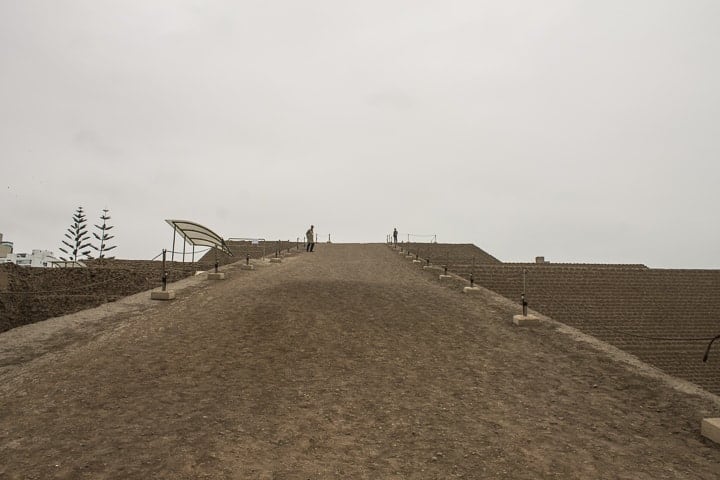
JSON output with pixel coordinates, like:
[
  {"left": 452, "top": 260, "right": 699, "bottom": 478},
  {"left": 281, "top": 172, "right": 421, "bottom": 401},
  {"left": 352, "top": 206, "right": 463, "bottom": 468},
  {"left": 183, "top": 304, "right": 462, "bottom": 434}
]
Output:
[
  {"left": 59, "top": 206, "right": 93, "bottom": 262},
  {"left": 91, "top": 208, "right": 117, "bottom": 259}
]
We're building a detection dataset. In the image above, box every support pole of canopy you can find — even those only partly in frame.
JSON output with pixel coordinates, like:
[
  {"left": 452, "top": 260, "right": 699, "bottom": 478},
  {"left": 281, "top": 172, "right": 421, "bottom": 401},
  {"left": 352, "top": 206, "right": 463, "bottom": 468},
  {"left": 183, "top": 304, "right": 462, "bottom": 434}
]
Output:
[{"left": 172, "top": 225, "right": 177, "bottom": 262}]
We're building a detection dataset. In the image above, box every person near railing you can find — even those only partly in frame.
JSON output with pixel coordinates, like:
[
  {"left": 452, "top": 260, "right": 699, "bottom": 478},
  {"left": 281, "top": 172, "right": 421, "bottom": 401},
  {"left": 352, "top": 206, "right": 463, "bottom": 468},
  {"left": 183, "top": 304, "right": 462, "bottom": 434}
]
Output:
[{"left": 306, "top": 225, "right": 315, "bottom": 252}]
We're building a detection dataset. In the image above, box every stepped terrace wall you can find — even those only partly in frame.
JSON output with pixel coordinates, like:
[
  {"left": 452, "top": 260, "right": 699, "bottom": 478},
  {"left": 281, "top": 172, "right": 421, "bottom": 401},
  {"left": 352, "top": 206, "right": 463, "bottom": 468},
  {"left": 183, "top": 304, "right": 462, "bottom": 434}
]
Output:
[
  {"left": 0, "top": 260, "right": 200, "bottom": 333},
  {"left": 0, "top": 242, "right": 297, "bottom": 333},
  {"left": 468, "top": 264, "right": 720, "bottom": 395},
  {"left": 400, "top": 242, "right": 501, "bottom": 267},
  {"left": 197, "top": 240, "right": 299, "bottom": 266},
  {"left": 397, "top": 243, "right": 720, "bottom": 395}
]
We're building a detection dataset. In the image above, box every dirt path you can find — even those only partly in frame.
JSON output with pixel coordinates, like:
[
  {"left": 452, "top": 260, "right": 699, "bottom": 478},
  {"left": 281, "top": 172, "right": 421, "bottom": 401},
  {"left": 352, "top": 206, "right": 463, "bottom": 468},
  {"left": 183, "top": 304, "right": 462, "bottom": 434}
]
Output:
[{"left": 1, "top": 244, "right": 719, "bottom": 479}]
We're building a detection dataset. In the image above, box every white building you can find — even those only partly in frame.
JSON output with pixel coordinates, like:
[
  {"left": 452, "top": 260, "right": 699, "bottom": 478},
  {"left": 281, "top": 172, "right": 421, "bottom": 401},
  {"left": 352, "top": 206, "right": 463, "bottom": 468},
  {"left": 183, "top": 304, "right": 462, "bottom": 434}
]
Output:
[
  {"left": 0, "top": 249, "right": 61, "bottom": 268},
  {"left": 0, "top": 232, "right": 13, "bottom": 258}
]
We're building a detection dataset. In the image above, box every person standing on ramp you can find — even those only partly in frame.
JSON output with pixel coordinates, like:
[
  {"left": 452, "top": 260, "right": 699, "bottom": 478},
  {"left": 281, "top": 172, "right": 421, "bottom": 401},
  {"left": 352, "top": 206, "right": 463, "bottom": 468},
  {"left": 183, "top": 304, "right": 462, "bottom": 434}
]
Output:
[
  {"left": 306, "top": 225, "right": 315, "bottom": 252},
  {"left": 393, "top": 227, "right": 398, "bottom": 246}
]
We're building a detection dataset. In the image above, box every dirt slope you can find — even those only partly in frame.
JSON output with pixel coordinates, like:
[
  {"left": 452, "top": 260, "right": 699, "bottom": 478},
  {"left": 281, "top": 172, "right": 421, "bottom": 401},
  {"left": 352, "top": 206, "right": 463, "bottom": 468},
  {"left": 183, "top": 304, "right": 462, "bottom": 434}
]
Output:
[{"left": 0, "top": 244, "right": 719, "bottom": 479}]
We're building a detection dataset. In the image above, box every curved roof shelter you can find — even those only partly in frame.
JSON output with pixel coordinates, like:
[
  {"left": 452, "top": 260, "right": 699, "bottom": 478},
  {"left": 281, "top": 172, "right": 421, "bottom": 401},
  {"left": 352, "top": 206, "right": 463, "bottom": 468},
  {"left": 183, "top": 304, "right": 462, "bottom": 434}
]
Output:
[{"left": 166, "top": 219, "right": 232, "bottom": 256}]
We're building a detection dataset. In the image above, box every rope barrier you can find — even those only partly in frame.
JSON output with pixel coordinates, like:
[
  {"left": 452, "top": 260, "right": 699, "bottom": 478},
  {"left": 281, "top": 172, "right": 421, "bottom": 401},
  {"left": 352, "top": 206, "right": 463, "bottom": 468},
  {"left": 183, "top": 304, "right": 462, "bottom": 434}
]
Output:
[
  {"left": 0, "top": 277, "right": 118, "bottom": 295},
  {"left": 424, "top": 259, "right": 720, "bottom": 359},
  {"left": 151, "top": 248, "right": 211, "bottom": 261},
  {"left": 517, "top": 271, "right": 720, "bottom": 362},
  {"left": 528, "top": 282, "right": 719, "bottom": 343},
  {"left": 0, "top": 275, "right": 188, "bottom": 296},
  {"left": 407, "top": 234, "right": 437, "bottom": 243},
  {"left": 3, "top": 293, "right": 134, "bottom": 298}
]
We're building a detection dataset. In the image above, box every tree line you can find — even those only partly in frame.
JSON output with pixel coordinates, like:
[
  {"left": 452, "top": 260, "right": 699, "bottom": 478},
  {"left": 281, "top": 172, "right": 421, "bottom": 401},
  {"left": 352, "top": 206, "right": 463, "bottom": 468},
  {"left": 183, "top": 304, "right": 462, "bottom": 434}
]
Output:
[{"left": 60, "top": 207, "right": 117, "bottom": 261}]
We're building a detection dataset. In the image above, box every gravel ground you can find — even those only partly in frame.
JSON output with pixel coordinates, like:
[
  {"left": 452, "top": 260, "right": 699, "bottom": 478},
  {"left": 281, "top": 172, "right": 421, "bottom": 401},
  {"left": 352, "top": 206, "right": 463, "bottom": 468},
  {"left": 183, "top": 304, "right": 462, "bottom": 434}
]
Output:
[{"left": 0, "top": 243, "right": 719, "bottom": 479}]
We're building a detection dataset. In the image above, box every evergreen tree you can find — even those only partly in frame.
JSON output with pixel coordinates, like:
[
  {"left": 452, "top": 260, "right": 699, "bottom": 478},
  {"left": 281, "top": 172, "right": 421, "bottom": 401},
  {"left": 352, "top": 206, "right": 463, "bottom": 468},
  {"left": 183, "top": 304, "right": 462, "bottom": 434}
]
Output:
[
  {"left": 91, "top": 208, "right": 117, "bottom": 259},
  {"left": 59, "top": 206, "right": 92, "bottom": 261}
]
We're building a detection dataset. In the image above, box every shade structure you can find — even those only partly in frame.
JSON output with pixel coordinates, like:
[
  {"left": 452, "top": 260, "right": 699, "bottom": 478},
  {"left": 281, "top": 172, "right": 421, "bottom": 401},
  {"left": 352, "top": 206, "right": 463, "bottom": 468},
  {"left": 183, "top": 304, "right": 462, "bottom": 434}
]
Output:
[{"left": 165, "top": 219, "right": 232, "bottom": 256}]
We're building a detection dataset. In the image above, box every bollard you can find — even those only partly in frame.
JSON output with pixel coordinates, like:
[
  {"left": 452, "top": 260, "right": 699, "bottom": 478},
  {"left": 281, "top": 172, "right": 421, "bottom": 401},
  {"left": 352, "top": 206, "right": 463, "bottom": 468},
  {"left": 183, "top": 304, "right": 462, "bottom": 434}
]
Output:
[
  {"left": 207, "top": 247, "right": 226, "bottom": 279},
  {"left": 151, "top": 248, "right": 176, "bottom": 299},
  {"left": 522, "top": 269, "right": 528, "bottom": 315},
  {"left": 426, "top": 258, "right": 430, "bottom": 266},
  {"left": 161, "top": 249, "right": 168, "bottom": 291},
  {"left": 513, "top": 293, "right": 538, "bottom": 325},
  {"left": 241, "top": 252, "right": 254, "bottom": 270},
  {"left": 444, "top": 265, "right": 448, "bottom": 275},
  {"left": 471, "top": 256, "right": 476, "bottom": 286}
]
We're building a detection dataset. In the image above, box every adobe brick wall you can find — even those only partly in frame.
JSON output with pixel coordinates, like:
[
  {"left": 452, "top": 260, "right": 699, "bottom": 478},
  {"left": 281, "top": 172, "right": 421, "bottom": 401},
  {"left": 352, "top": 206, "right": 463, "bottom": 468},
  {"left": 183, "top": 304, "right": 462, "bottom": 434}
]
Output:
[
  {"left": 0, "top": 261, "right": 199, "bottom": 333},
  {"left": 403, "top": 243, "right": 501, "bottom": 266},
  {"left": 469, "top": 265, "right": 720, "bottom": 395},
  {"left": 404, "top": 243, "right": 720, "bottom": 396},
  {"left": 0, "top": 243, "right": 295, "bottom": 333}
]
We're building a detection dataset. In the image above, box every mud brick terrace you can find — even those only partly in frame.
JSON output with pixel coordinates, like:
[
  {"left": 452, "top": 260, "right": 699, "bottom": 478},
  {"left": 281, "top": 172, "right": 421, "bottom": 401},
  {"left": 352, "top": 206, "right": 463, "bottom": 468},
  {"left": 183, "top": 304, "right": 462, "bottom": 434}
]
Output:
[{"left": 1, "top": 240, "right": 720, "bottom": 478}]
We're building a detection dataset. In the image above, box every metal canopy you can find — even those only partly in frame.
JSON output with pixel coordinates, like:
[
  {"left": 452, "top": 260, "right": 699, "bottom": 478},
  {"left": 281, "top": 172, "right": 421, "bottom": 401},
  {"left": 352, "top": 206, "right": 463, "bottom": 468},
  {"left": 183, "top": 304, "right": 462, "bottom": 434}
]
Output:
[{"left": 165, "top": 219, "right": 232, "bottom": 256}]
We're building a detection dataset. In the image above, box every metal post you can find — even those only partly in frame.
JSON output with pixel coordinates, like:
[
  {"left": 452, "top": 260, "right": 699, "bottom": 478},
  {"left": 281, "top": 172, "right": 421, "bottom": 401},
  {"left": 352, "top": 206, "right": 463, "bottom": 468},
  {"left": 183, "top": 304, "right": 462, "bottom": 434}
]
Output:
[
  {"left": 328, "top": 234, "right": 331, "bottom": 243},
  {"left": 470, "top": 257, "right": 475, "bottom": 286},
  {"left": 214, "top": 247, "right": 218, "bottom": 273},
  {"left": 161, "top": 249, "right": 168, "bottom": 292},
  {"left": 426, "top": 258, "right": 430, "bottom": 266},
  {"left": 171, "top": 225, "right": 177, "bottom": 262},
  {"left": 192, "top": 245, "right": 195, "bottom": 263},
  {"left": 703, "top": 334, "right": 720, "bottom": 362},
  {"left": 182, "top": 238, "right": 186, "bottom": 263},
  {"left": 522, "top": 269, "right": 528, "bottom": 316},
  {"left": 246, "top": 253, "right": 250, "bottom": 265}
]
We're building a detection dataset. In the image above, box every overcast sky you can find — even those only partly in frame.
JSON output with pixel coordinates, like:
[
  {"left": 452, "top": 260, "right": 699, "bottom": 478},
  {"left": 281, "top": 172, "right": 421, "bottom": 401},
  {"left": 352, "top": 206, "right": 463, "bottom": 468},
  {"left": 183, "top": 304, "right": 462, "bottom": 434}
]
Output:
[{"left": 1, "top": 1, "right": 719, "bottom": 268}]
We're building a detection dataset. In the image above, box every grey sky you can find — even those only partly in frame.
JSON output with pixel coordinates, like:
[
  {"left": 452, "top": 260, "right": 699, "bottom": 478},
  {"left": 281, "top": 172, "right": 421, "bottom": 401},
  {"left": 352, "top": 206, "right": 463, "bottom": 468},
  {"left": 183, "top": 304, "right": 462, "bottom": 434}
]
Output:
[{"left": 1, "top": 1, "right": 719, "bottom": 268}]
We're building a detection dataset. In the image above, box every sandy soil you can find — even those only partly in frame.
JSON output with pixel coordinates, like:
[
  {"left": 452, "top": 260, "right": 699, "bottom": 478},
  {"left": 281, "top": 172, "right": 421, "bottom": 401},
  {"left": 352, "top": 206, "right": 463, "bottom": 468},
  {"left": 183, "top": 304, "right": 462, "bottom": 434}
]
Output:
[{"left": 1, "top": 244, "right": 719, "bottom": 479}]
